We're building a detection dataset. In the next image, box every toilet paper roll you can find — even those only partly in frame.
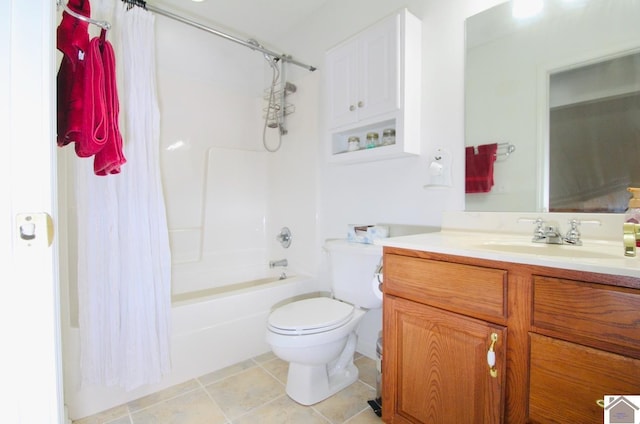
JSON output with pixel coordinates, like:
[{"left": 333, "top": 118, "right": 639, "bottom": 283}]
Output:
[{"left": 372, "top": 273, "right": 383, "bottom": 301}]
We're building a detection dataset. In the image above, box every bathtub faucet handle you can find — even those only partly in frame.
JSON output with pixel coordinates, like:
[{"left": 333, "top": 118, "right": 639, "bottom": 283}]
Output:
[{"left": 276, "top": 227, "right": 292, "bottom": 248}]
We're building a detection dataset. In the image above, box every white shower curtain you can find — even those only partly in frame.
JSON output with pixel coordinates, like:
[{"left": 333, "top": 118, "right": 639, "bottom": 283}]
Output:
[{"left": 76, "top": 2, "right": 171, "bottom": 390}]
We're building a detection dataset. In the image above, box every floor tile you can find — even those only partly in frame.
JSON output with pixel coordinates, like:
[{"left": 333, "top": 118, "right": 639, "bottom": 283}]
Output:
[
  {"left": 259, "top": 357, "right": 289, "bottom": 384},
  {"left": 233, "top": 395, "right": 330, "bottom": 424},
  {"left": 130, "top": 389, "right": 227, "bottom": 424},
  {"left": 197, "top": 359, "right": 256, "bottom": 386},
  {"left": 313, "top": 381, "right": 376, "bottom": 424},
  {"left": 345, "top": 408, "right": 382, "bottom": 424},
  {"left": 106, "top": 417, "right": 132, "bottom": 424},
  {"left": 252, "top": 351, "right": 276, "bottom": 363},
  {"left": 72, "top": 405, "right": 129, "bottom": 424},
  {"left": 204, "top": 366, "right": 285, "bottom": 420},
  {"left": 73, "top": 351, "right": 379, "bottom": 424},
  {"left": 127, "top": 380, "right": 200, "bottom": 412},
  {"left": 354, "top": 356, "right": 377, "bottom": 390}
]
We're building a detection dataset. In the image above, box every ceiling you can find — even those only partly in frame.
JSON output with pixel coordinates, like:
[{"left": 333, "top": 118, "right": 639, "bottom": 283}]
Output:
[{"left": 150, "top": 0, "right": 331, "bottom": 48}]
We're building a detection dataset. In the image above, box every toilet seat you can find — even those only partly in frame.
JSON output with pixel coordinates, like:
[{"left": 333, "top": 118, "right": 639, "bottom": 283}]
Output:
[{"left": 268, "top": 297, "right": 355, "bottom": 336}]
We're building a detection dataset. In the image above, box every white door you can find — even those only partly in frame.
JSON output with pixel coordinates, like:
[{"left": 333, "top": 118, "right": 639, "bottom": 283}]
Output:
[{"left": 0, "top": 1, "right": 64, "bottom": 423}]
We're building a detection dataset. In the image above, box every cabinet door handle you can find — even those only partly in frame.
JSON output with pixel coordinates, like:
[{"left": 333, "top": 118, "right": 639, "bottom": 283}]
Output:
[
  {"left": 487, "top": 333, "right": 498, "bottom": 378},
  {"left": 358, "top": 101, "right": 364, "bottom": 108},
  {"left": 596, "top": 399, "right": 605, "bottom": 408},
  {"left": 349, "top": 105, "right": 356, "bottom": 111}
]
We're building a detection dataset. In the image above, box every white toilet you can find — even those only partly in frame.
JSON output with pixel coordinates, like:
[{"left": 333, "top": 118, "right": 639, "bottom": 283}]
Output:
[{"left": 265, "top": 239, "right": 382, "bottom": 405}]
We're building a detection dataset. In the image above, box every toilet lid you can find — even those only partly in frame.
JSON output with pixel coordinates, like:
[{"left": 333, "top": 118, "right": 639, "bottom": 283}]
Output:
[{"left": 268, "top": 297, "right": 355, "bottom": 335}]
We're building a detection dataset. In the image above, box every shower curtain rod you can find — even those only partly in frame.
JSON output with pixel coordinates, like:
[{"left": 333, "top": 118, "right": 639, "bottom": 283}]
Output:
[{"left": 127, "top": 1, "right": 317, "bottom": 72}]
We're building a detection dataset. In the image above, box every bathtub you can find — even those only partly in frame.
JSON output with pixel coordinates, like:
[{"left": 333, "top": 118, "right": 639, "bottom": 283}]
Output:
[
  {"left": 65, "top": 272, "right": 318, "bottom": 420},
  {"left": 170, "top": 272, "right": 318, "bottom": 379}
]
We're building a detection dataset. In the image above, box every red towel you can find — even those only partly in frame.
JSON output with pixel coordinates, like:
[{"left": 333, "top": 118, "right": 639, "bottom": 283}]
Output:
[
  {"left": 56, "top": 0, "right": 91, "bottom": 147},
  {"left": 57, "top": 5, "right": 126, "bottom": 175},
  {"left": 76, "top": 34, "right": 107, "bottom": 158},
  {"left": 465, "top": 143, "right": 497, "bottom": 193},
  {"left": 92, "top": 30, "right": 126, "bottom": 175}
]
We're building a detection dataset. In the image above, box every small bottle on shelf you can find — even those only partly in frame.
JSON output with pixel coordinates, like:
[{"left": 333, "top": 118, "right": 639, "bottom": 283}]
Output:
[
  {"left": 382, "top": 128, "right": 396, "bottom": 145},
  {"left": 366, "top": 132, "right": 379, "bottom": 149},
  {"left": 347, "top": 136, "right": 360, "bottom": 152}
]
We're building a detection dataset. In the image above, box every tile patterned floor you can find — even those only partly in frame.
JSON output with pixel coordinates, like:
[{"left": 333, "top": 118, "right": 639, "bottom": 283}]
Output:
[{"left": 73, "top": 353, "right": 382, "bottom": 424}]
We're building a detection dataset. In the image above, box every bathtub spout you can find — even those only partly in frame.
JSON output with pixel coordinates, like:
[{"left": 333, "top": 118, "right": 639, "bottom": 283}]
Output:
[
  {"left": 279, "top": 271, "right": 287, "bottom": 280},
  {"left": 269, "top": 259, "right": 288, "bottom": 268}
]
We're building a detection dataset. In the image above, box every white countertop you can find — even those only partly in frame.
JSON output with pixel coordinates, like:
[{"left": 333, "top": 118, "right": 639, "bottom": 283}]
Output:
[{"left": 376, "top": 212, "right": 640, "bottom": 279}]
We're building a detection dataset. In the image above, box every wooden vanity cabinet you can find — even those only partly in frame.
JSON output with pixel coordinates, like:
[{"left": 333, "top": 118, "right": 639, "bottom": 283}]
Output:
[
  {"left": 382, "top": 246, "right": 640, "bottom": 424},
  {"left": 382, "top": 249, "right": 512, "bottom": 424},
  {"left": 528, "top": 276, "right": 640, "bottom": 424}
]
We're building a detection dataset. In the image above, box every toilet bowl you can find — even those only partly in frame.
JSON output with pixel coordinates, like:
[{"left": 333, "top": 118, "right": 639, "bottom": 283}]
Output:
[
  {"left": 265, "top": 240, "right": 382, "bottom": 405},
  {"left": 266, "top": 297, "right": 366, "bottom": 405}
]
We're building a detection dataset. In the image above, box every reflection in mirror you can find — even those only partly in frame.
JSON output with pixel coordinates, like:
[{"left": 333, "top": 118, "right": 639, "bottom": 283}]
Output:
[
  {"left": 549, "top": 53, "right": 640, "bottom": 212},
  {"left": 465, "top": 0, "right": 640, "bottom": 212}
]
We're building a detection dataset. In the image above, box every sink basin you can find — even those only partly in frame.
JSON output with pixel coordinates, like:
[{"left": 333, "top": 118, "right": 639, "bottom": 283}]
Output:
[{"left": 474, "top": 240, "right": 622, "bottom": 259}]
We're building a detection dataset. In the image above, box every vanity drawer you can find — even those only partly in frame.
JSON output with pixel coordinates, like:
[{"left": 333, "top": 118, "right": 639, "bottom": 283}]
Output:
[
  {"left": 532, "top": 276, "right": 640, "bottom": 357},
  {"left": 384, "top": 253, "right": 507, "bottom": 320},
  {"left": 528, "top": 333, "right": 640, "bottom": 424}
]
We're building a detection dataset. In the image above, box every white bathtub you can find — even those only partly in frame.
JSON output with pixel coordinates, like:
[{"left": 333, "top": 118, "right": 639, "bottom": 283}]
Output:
[
  {"left": 170, "top": 272, "right": 317, "bottom": 379},
  {"left": 65, "top": 273, "right": 318, "bottom": 420}
]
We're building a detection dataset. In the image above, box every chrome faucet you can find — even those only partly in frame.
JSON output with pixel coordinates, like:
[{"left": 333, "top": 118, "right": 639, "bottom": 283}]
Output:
[
  {"left": 529, "top": 218, "right": 563, "bottom": 245},
  {"left": 269, "top": 258, "right": 288, "bottom": 268},
  {"left": 522, "top": 218, "right": 600, "bottom": 246}
]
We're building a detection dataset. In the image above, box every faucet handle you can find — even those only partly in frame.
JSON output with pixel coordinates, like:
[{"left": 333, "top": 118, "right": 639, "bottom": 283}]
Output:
[
  {"left": 276, "top": 227, "right": 292, "bottom": 248},
  {"left": 518, "top": 217, "right": 546, "bottom": 241},
  {"left": 563, "top": 219, "right": 582, "bottom": 245},
  {"left": 563, "top": 219, "right": 601, "bottom": 246}
]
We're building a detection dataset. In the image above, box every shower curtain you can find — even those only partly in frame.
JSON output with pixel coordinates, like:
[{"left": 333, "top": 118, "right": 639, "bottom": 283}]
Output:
[{"left": 76, "top": 1, "right": 171, "bottom": 390}]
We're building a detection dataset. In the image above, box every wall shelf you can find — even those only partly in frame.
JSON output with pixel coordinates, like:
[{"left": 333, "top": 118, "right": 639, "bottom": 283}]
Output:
[{"left": 325, "top": 9, "right": 422, "bottom": 164}]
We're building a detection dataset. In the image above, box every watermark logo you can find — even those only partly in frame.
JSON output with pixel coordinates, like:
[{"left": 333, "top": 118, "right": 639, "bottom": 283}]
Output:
[{"left": 603, "top": 395, "right": 640, "bottom": 424}]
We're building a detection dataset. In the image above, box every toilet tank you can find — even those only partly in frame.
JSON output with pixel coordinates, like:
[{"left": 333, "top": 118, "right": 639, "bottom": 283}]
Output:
[{"left": 324, "top": 239, "right": 382, "bottom": 309}]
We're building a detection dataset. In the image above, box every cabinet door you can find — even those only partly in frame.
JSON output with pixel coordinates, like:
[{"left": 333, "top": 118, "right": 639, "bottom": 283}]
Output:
[
  {"left": 325, "top": 13, "right": 399, "bottom": 130},
  {"left": 357, "top": 12, "right": 399, "bottom": 121},
  {"left": 326, "top": 39, "right": 359, "bottom": 129},
  {"left": 529, "top": 333, "right": 640, "bottom": 424},
  {"left": 383, "top": 295, "right": 506, "bottom": 424}
]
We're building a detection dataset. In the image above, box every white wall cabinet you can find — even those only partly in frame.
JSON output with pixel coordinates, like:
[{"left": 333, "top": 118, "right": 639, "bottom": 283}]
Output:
[{"left": 325, "top": 9, "right": 421, "bottom": 164}]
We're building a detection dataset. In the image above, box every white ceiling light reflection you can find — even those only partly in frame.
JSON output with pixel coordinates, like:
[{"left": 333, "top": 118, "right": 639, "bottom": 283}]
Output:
[{"left": 512, "top": 0, "right": 544, "bottom": 19}]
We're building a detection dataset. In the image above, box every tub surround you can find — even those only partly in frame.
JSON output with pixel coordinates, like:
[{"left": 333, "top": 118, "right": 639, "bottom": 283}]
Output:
[{"left": 379, "top": 211, "right": 640, "bottom": 423}]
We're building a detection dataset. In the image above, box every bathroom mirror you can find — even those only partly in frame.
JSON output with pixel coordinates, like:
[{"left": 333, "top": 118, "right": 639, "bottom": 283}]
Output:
[{"left": 464, "top": 0, "right": 640, "bottom": 212}]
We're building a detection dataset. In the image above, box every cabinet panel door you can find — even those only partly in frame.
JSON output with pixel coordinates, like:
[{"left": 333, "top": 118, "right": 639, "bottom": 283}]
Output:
[
  {"left": 529, "top": 333, "right": 640, "bottom": 424},
  {"left": 358, "top": 13, "right": 399, "bottom": 121},
  {"left": 383, "top": 296, "right": 506, "bottom": 424},
  {"left": 326, "top": 39, "right": 359, "bottom": 129}
]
